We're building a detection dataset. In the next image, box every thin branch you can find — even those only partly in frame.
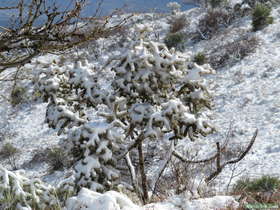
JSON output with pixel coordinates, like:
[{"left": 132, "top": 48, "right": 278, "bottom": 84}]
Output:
[
  {"left": 138, "top": 142, "right": 149, "bottom": 204},
  {"left": 205, "top": 129, "right": 258, "bottom": 182},
  {"left": 125, "top": 152, "right": 142, "bottom": 199},
  {"left": 0, "top": 26, "right": 12, "bottom": 32},
  {"left": 151, "top": 141, "right": 174, "bottom": 199},
  {"left": 172, "top": 121, "right": 233, "bottom": 164}
]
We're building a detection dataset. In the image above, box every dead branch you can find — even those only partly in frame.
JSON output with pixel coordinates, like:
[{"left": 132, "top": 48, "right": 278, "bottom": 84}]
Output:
[
  {"left": 172, "top": 137, "right": 229, "bottom": 164},
  {"left": 138, "top": 142, "right": 149, "bottom": 204},
  {"left": 205, "top": 129, "right": 258, "bottom": 182},
  {"left": 151, "top": 141, "right": 174, "bottom": 200},
  {"left": 0, "top": 0, "right": 130, "bottom": 73}
]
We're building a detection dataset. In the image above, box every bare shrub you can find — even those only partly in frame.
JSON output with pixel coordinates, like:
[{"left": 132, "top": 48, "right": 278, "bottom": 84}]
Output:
[
  {"left": 10, "top": 86, "right": 26, "bottom": 106},
  {"left": 168, "top": 15, "right": 189, "bottom": 33},
  {"left": 207, "top": 35, "right": 260, "bottom": 68},
  {"left": 0, "top": 0, "right": 129, "bottom": 73},
  {"left": 197, "top": 9, "right": 234, "bottom": 40},
  {"left": 131, "top": 126, "right": 258, "bottom": 203}
]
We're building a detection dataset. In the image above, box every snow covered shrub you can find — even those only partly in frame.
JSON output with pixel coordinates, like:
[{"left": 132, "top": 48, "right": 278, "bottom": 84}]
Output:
[
  {"left": 164, "top": 32, "right": 185, "bottom": 50},
  {"left": 0, "top": 166, "right": 60, "bottom": 209},
  {"left": 35, "top": 25, "right": 215, "bottom": 202},
  {"left": 67, "top": 122, "right": 121, "bottom": 192},
  {"left": 252, "top": 3, "right": 273, "bottom": 31},
  {"left": 34, "top": 61, "right": 125, "bottom": 192},
  {"left": 167, "top": 2, "right": 181, "bottom": 14},
  {"left": 0, "top": 143, "right": 20, "bottom": 170},
  {"left": 168, "top": 15, "right": 189, "bottom": 33}
]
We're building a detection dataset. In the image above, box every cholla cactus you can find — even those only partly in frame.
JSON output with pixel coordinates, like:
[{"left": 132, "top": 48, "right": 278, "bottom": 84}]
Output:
[
  {"left": 0, "top": 167, "right": 58, "bottom": 209},
  {"left": 109, "top": 37, "right": 215, "bottom": 140},
  {"left": 67, "top": 122, "right": 123, "bottom": 192},
  {"left": 35, "top": 23, "right": 215, "bottom": 193}
]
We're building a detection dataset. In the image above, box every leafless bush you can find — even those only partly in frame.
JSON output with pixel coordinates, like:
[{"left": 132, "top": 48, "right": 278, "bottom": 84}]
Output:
[
  {"left": 207, "top": 35, "right": 260, "bottom": 68},
  {"left": 0, "top": 0, "right": 129, "bottom": 73},
  {"left": 149, "top": 126, "right": 258, "bottom": 201},
  {"left": 197, "top": 9, "right": 234, "bottom": 40},
  {"left": 168, "top": 15, "right": 189, "bottom": 33}
]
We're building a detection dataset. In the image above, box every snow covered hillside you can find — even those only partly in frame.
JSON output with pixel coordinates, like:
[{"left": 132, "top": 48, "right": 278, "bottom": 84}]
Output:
[{"left": 0, "top": 0, "right": 280, "bottom": 209}]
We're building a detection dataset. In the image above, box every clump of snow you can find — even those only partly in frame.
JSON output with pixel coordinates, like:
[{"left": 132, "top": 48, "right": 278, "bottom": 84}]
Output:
[
  {"left": 66, "top": 188, "right": 142, "bottom": 210},
  {"left": 145, "top": 195, "right": 238, "bottom": 210},
  {"left": 66, "top": 188, "right": 239, "bottom": 210}
]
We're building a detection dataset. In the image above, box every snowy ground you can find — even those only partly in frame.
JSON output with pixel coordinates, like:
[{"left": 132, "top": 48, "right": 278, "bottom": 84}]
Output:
[
  {"left": 0, "top": 1, "right": 280, "bottom": 209},
  {"left": 208, "top": 6, "right": 280, "bottom": 191}
]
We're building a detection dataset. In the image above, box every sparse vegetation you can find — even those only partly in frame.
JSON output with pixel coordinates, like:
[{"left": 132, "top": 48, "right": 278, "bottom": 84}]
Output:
[
  {"left": 164, "top": 32, "right": 185, "bottom": 50},
  {"left": 207, "top": 35, "right": 259, "bottom": 68},
  {"left": 0, "top": 0, "right": 277, "bottom": 208},
  {"left": 168, "top": 15, "right": 188, "bottom": 33},
  {"left": 252, "top": 3, "right": 273, "bottom": 31},
  {"left": 233, "top": 176, "right": 280, "bottom": 193},
  {"left": 47, "top": 147, "right": 70, "bottom": 171},
  {"left": 197, "top": 10, "right": 233, "bottom": 40},
  {"left": 194, "top": 52, "right": 206, "bottom": 65},
  {"left": 10, "top": 86, "right": 26, "bottom": 106},
  {"left": 232, "top": 175, "right": 280, "bottom": 206},
  {"left": 209, "top": 0, "right": 226, "bottom": 8},
  {"left": 0, "top": 142, "right": 20, "bottom": 170}
]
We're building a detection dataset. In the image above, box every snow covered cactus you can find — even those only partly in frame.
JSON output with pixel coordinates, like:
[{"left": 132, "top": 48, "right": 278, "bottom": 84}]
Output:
[
  {"left": 109, "top": 38, "right": 215, "bottom": 140},
  {"left": 0, "top": 167, "right": 58, "bottom": 209},
  {"left": 35, "top": 24, "right": 215, "bottom": 193},
  {"left": 68, "top": 122, "right": 122, "bottom": 191}
]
